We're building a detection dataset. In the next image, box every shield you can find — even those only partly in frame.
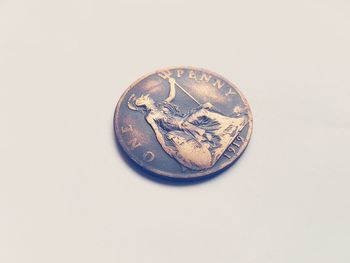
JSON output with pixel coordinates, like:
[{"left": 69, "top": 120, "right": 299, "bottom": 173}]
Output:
[{"left": 161, "top": 105, "right": 247, "bottom": 170}]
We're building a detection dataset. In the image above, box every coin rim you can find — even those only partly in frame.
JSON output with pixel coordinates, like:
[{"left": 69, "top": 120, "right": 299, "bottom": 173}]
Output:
[{"left": 114, "top": 66, "right": 253, "bottom": 179}]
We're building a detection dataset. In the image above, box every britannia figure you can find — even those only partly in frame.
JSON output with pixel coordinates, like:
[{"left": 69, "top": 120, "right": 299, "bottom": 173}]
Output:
[{"left": 128, "top": 77, "right": 247, "bottom": 170}]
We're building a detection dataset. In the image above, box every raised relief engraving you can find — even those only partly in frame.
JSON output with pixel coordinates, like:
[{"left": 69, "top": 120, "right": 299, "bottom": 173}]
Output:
[
  {"left": 199, "top": 73, "right": 212, "bottom": 82},
  {"left": 188, "top": 70, "right": 197, "bottom": 80},
  {"left": 127, "top": 138, "right": 142, "bottom": 150},
  {"left": 213, "top": 79, "right": 225, "bottom": 89},
  {"left": 121, "top": 124, "right": 133, "bottom": 133},
  {"left": 143, "top": 151, "right": 155, "bottom": 162},
  {"left": 158, "top": 70, "right": 172, "bottom": 80},
  {"left": 176, "top": 69, "right": 184, "bottom": 78},
  {"left": 127, "top": 76, "right": 247, "bottom": 171},
  {"left": 223, "top": 135, "right": 245, "bottom": 159},
  {"left": 225, "top": 88, "right": 236, "bottom": 96}
]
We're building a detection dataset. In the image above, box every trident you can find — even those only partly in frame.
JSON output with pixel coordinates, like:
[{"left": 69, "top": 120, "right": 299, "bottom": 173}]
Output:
[{"left": 161, "top": 75, "right": 201, "bottom": 106}]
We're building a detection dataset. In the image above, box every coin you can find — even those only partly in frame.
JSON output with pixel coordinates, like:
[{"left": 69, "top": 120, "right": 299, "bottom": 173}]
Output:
[{"left": 114, "top": 67, "right": 253, "bottom": 180}]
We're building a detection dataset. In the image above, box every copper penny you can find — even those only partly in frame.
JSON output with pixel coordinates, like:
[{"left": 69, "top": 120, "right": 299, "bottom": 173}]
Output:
[{"left": 114, "top": 67, "right": 253, "bottom": 180}]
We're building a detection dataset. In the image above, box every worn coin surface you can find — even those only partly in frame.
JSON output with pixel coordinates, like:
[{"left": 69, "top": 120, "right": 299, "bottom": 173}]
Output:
[{"left": 114, "top": 67, "right": 253, "bottom": 180}]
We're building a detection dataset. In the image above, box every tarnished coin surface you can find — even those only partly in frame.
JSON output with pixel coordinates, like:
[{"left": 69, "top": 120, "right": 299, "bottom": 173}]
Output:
[{"left": 114, "top": 67, "right": 253, "bottom": 180}]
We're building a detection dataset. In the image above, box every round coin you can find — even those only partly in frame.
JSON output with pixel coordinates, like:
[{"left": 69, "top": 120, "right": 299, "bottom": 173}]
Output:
[{"left": 114, "top": 67, "right": 253, "bottom": 180}]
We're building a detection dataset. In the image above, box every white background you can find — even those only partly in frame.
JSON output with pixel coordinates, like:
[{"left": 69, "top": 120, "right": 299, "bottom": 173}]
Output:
[{"left": 1, "top": 0, "right": 349, "bottom": 262}]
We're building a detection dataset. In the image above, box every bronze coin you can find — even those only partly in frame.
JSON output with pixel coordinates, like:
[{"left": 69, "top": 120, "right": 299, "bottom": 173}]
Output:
[{"left": 114, "top": 67, "right": 253, "bottom": 180}]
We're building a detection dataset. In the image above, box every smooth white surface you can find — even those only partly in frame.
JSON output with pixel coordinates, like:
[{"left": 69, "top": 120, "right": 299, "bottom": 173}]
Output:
[{"left": 1, "top": 0, "right": 349, "bottom": 262}]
